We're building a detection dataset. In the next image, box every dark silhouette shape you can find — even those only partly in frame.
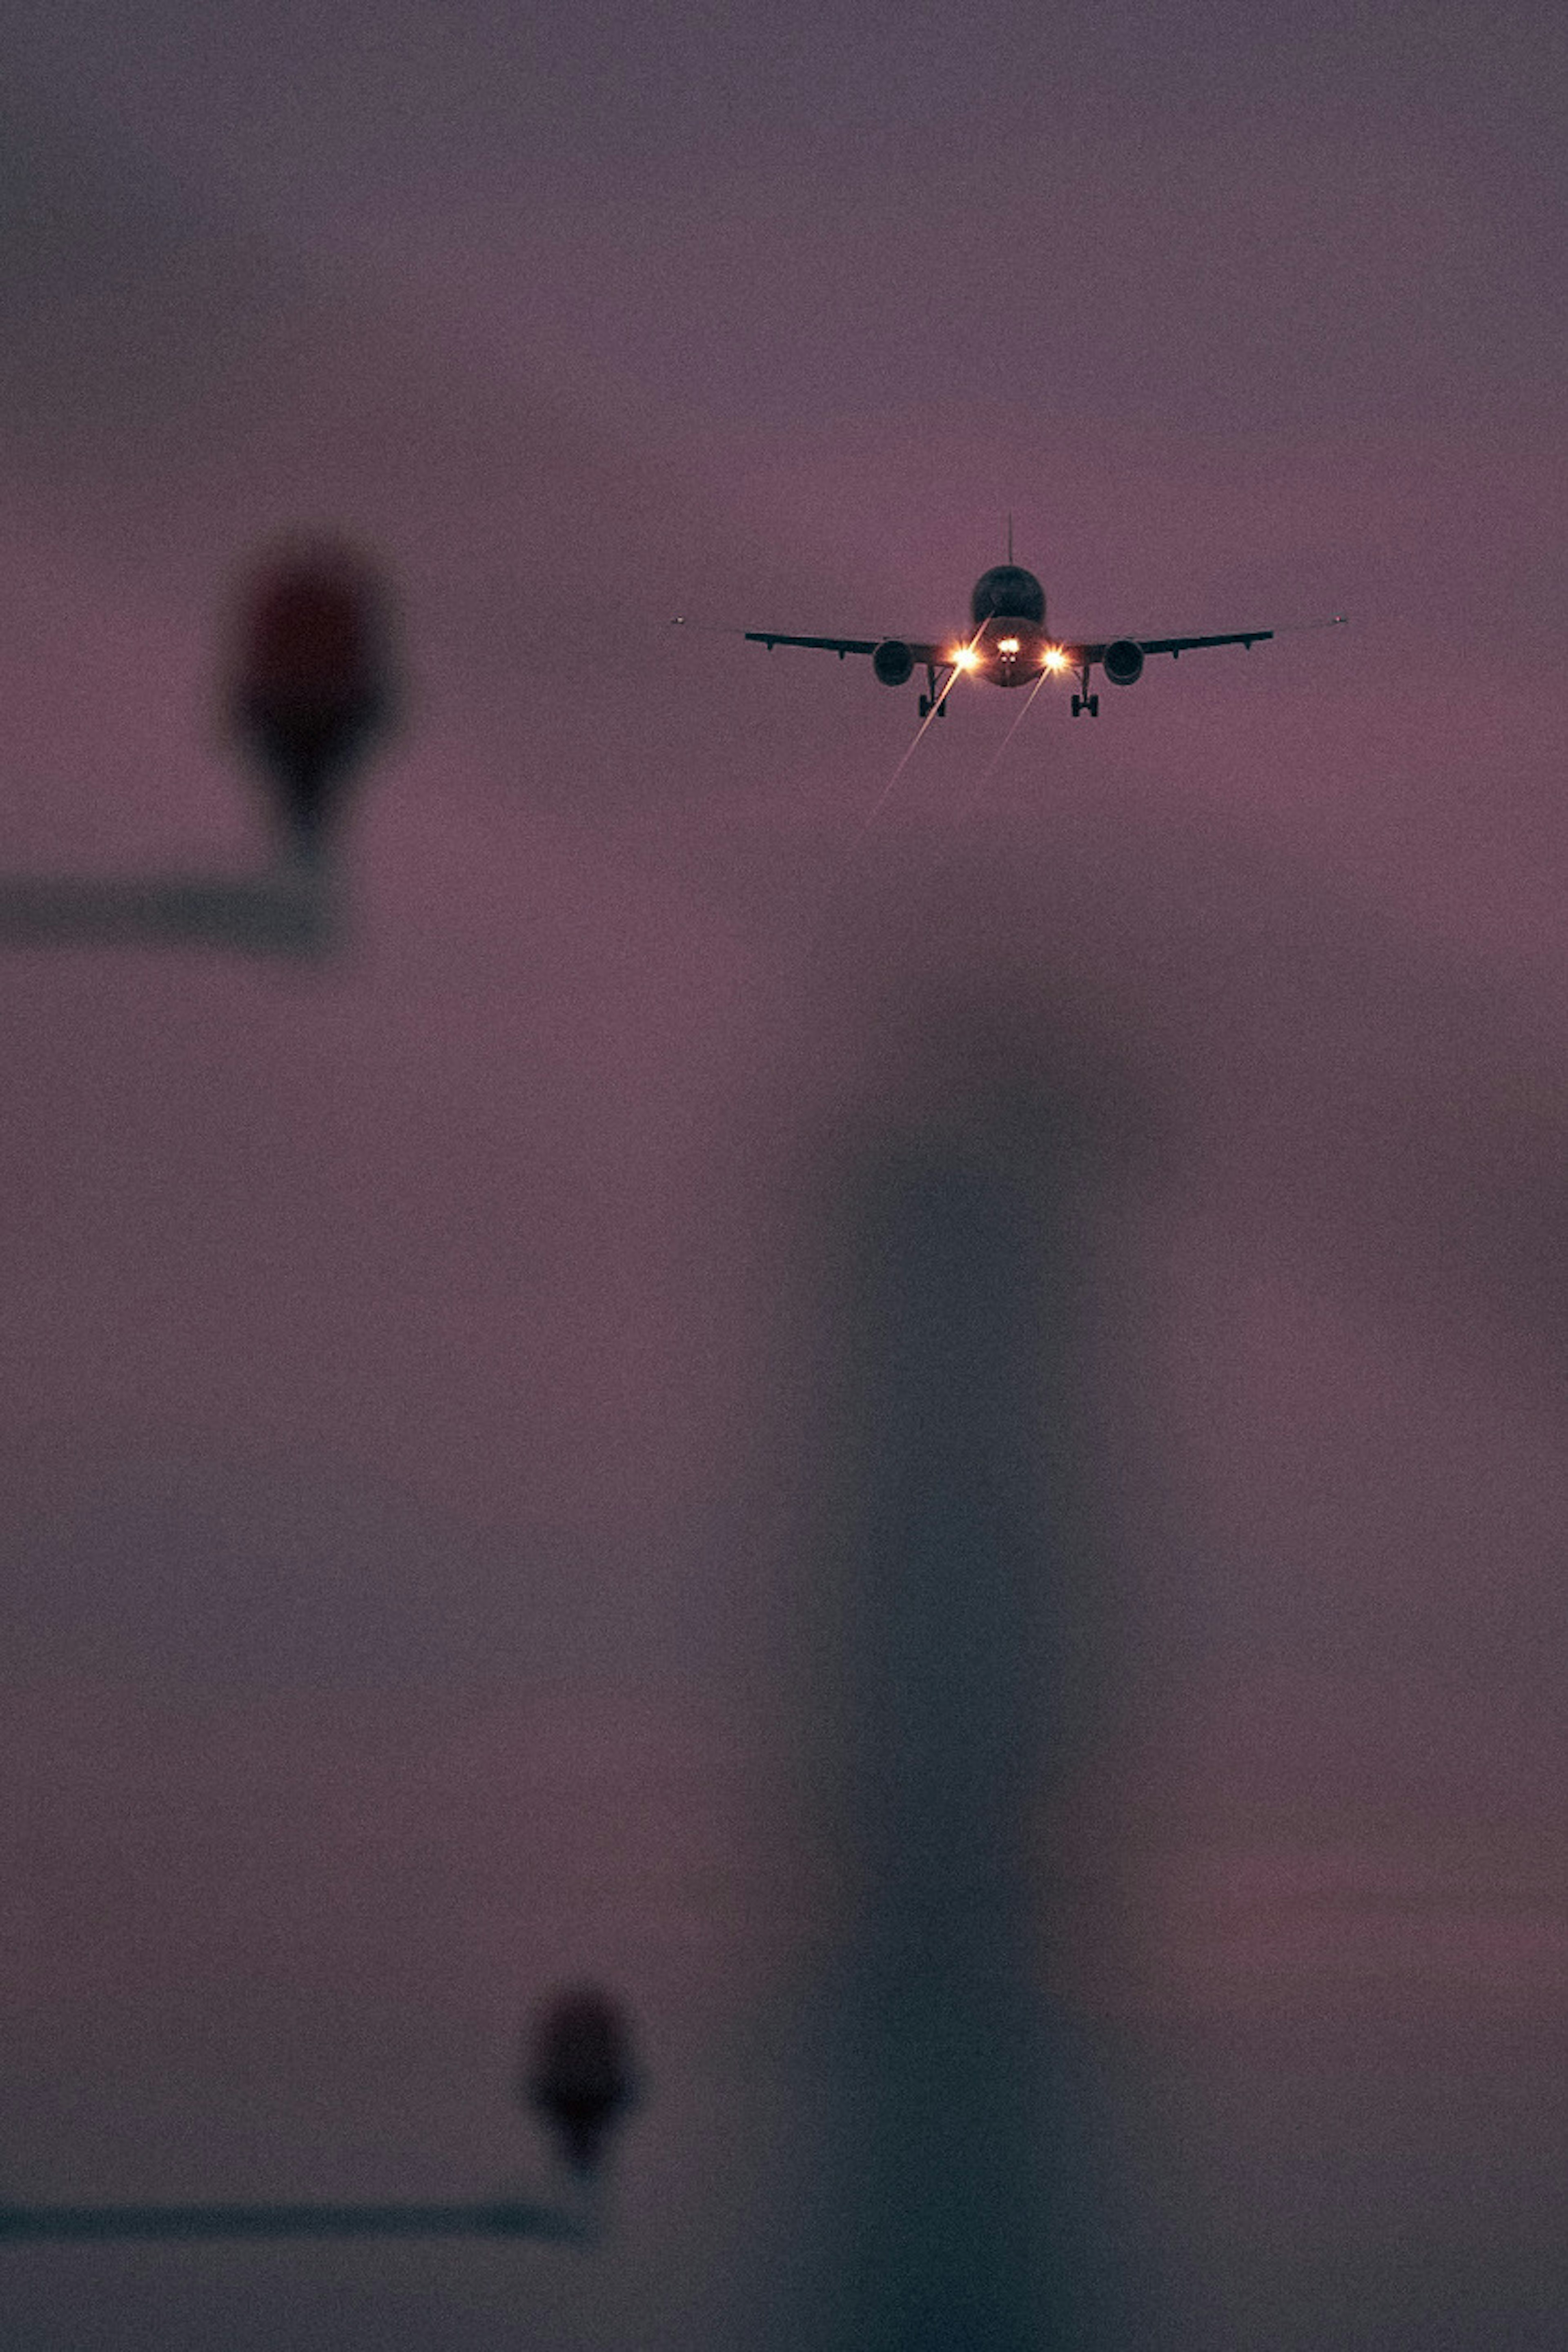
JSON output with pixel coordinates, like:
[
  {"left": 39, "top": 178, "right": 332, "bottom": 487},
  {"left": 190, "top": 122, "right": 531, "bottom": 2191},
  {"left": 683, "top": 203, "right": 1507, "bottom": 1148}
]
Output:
[
  {"left": 0, "top": 870, "right": 334, "bottom": 954},
  {"left": 522, "top": 1987, "right": 639, "bottom": 2176},
  {"left": 0, "top": 2198, "right": 577, "bottom": 2243},
  {"left": 784, "top": 973, "right": 1152, "bottom": 2352},
  {"left": 0, "top": 537, "right": 378, "bottom": 954},
  {"left": 0, "top": 2007, "right": 617, "bottom": 2248},
  {"left": 227, "top": 539, "right": 396, "bottom": 860}
]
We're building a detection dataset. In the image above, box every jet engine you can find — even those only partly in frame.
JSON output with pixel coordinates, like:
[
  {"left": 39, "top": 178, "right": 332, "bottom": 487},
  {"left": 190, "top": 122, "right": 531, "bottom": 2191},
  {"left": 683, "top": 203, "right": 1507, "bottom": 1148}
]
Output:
[
  {"left": 1102, "top": 638, "right": 1145, "bottom": 687},
  {"left": 872, "top": 639, "right": 915, "bottom": 688}
]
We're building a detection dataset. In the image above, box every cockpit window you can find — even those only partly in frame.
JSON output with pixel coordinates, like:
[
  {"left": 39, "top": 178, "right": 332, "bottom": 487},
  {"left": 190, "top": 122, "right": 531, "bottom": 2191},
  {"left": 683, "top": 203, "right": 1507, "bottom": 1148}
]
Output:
[{"left": 970, "top": 566, "right": 1046, "bottom": 626}]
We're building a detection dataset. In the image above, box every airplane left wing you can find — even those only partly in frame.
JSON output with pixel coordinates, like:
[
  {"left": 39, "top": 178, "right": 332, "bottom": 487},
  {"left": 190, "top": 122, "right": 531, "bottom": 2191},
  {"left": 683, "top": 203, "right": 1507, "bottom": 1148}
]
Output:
[{"left": 1068, "top": 628, "right": 1273, "bottom": 667}]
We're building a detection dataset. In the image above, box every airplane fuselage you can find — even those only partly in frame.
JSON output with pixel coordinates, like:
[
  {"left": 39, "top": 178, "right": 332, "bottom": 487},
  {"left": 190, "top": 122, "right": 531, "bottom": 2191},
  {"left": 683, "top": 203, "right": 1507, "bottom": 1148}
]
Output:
[{"left": 961, "top": 564, "right": 1055, "bottom": 688}]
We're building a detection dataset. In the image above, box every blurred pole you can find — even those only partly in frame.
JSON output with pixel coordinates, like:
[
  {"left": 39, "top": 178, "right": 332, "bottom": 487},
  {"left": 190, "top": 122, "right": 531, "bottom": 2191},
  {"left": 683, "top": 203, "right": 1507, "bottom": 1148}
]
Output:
[
  {"left": 0, "top": 536, "right": 396, "bottom": 956},
  {"left": 805, "top": 1014, "right": 1120, "bottom": 2350},
  {"left": 0, "top": 2199, "right": 580, "bottom": 2242},
  {"left": 0, "top": 870, "right": 336, "bottom": 954},
  {"left": 2, "top": 1993, "right": 639, "bottom": 2255}
]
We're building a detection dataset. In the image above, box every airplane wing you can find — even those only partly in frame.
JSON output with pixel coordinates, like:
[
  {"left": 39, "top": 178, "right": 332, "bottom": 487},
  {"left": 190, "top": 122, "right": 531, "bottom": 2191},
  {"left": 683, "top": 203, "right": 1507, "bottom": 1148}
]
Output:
[
  {"left": 742, "top": 626, "right": 1272, "bottom": 666},
  {"left": 743, "top": 630, "right": 949, "bottom": 664},
  {"left": 1068, "top": 628, "right": 1273, "bottom": 666}
]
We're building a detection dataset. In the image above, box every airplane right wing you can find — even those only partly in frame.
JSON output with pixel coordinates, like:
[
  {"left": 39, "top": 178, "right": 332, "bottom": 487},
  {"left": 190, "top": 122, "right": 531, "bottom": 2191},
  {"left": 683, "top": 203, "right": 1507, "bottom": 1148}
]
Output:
[{"left": 743, "top": 630, "right": 949, "bottom": 665}]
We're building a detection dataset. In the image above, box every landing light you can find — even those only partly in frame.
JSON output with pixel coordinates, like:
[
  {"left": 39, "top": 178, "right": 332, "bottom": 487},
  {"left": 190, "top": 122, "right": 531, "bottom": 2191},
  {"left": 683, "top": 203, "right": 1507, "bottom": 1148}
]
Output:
[
  {"left": 951, "top": 646, "right": 980, "bottom": 670},
  {"left": 1042, "top": 646, "right": 1068, "bottom": 672},
  {"left": 998, "top": 636, "right": 1021, "bottom": 654}
]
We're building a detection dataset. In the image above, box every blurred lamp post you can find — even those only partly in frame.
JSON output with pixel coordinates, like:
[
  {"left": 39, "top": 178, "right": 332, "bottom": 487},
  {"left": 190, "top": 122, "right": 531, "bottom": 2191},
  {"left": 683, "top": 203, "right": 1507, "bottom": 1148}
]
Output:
[
  {"left": 523, "top": 1984, "right": 640, "bottom": 2177},
  {"left": 227, "top": 538, "right": 397, "bottom": 868},
  {"left": 0, "top": 1991, "right": 637, "bottom": 2249},
  {"left": 0, "top": 534, "right": 399, "bottom": 955}
]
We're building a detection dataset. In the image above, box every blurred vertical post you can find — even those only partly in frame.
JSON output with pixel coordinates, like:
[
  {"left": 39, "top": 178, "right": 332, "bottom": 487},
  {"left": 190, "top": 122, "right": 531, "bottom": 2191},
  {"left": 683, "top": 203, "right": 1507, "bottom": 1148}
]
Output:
[{"left": 806, "top": 995, "right": 1119, "bottom": 2350}]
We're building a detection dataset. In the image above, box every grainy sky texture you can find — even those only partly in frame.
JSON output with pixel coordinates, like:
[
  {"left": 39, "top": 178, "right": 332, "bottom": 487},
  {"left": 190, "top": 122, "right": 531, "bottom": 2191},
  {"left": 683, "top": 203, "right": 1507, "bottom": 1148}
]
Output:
[{"left": 2, "top": 2, "right": 1567, "bottom": 2345}]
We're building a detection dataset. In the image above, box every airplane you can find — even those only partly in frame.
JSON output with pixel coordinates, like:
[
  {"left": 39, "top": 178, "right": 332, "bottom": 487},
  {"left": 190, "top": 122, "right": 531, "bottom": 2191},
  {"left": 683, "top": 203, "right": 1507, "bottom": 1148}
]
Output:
[{"left": 736, "top": 543, "right": 1298, "bottom": 720}]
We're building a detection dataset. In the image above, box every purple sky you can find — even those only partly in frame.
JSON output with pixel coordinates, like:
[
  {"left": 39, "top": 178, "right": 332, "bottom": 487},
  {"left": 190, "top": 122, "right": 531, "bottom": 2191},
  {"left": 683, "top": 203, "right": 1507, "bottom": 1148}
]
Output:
[{"left": 3, "top": 2, "right": 1568, "bottom": 2343}]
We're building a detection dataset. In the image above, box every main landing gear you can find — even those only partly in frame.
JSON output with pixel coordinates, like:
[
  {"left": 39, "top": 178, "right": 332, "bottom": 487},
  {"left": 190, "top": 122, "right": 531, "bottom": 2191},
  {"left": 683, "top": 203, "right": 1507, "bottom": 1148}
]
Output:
[
  {"left": 917, "top": 662, "right": 949, "bottom": 720},
  {"left": 1071, "top": 661, "right": 1098, "bottom": 718}
]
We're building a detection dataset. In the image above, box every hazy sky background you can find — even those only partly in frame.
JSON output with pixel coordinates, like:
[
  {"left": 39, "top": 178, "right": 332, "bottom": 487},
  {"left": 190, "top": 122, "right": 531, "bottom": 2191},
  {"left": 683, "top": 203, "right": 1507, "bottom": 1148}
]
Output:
[{"left": 2, "top": 2, "right": 1567, "bottom": 2344}]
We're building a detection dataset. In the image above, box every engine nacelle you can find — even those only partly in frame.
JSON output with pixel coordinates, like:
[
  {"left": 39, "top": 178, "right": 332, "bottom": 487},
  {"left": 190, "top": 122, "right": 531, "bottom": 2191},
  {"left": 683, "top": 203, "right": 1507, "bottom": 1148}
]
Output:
[
  {"left": 1102, "top": 638, "right": 1145, "bottom": 687},
  {"left": 872, "top": 639, "right": 915, "bottom": 688}
]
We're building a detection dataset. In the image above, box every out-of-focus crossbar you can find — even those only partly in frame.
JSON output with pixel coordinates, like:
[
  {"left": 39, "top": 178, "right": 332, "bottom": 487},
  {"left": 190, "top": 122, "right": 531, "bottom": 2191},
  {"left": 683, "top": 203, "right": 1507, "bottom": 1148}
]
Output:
[
  {"left": 0, "top": 873, "right": 338, "bottom": 955},
  {"left": 0, "top": 2198, "right": 579, "bottom": 2242}
]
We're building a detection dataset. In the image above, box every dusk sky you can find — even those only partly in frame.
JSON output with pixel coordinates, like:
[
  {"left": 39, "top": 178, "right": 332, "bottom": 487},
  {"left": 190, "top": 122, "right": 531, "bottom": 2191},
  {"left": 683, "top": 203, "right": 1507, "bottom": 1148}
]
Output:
[{"left": 3, "top": 2, "right": 1567, "bottom": 2344}]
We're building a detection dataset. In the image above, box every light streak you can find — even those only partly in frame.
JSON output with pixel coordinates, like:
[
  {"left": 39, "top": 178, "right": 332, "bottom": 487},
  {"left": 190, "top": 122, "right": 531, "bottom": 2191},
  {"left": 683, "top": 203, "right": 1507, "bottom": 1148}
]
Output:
[
  {"left": 804, "top": 618, "right": 993, "bottom": 950},
  {"left": 848, "top": 617, "right": 987, "bottom": 834},
  {"left": 953, "top": 662, "right": 1054, "bottom": 823}
]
